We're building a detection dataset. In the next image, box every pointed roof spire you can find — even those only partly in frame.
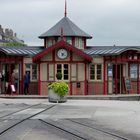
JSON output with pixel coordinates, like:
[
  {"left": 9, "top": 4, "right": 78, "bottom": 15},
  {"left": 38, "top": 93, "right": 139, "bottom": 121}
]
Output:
[
  {"left": 61, "top": 27, "right": 64, "bottom": 40},
  {"left": 64, "top": 0, "right": 67, "bottom": 17}
]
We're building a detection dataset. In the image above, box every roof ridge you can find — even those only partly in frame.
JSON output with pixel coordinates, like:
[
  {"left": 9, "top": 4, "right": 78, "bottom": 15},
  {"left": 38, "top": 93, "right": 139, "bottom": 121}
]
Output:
[{"left": 39, "top": 16, "right": 92, "bottom": 39}]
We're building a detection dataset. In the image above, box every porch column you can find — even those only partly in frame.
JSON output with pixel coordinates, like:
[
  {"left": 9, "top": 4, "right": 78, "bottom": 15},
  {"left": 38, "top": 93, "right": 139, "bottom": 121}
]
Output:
[
  {"left": 38, "top": 63, "right": 41, "bottom": 95},
  {"left": 103, "top": 57, "right": 106, "bottom": 95},
  {"left": 84, "top": 63, "right": 87, "bottom": 95},
  {"left": 70, "top": 81, "right": 72, "bottom": 96},
  {"left": 70, "top": 52, "right": 72, "bottom": 96},
  {"left": 115, "top": 57, "right": 118, "bottom": 94},
  {"left": 21, "top": 58, "right": 24, "bottom": 95},
  {"left": 137, "top": 60, "right": 139, "bottom": 94}
]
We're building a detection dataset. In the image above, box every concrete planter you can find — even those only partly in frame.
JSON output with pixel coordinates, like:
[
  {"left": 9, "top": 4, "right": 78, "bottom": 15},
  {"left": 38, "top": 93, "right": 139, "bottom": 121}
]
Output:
[{"left": 48, "top": 89, "right": 67, "bottom": 103}]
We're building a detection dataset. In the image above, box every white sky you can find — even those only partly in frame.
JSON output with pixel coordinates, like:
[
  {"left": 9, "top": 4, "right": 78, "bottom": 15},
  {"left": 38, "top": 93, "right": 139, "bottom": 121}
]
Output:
[{"left": 0, "top": 0, "right": 140, "bottom": 46}]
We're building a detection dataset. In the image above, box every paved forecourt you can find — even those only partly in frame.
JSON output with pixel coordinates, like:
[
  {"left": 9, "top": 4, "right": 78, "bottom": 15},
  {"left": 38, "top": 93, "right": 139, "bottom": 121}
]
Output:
[{"left": 0, "top": 98, "right": 140, "bottom": 139}]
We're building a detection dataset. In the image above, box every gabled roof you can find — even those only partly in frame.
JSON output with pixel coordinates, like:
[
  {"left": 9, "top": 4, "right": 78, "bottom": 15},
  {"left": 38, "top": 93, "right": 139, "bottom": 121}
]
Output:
[
  {"left": 84, "top": 46, "right": 140, "bottom": 56},
  {"left": 39, "top": 17, "right": 92, "bottom": 39},
  {"left": 33, "top": 40, "right": 92, "bottom": 62}
]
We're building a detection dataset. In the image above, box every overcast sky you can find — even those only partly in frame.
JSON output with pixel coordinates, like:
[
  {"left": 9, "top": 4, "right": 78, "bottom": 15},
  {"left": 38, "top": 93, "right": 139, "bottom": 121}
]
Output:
[{"left": 0, "top": 0, "right": 140, "bottom": 46}]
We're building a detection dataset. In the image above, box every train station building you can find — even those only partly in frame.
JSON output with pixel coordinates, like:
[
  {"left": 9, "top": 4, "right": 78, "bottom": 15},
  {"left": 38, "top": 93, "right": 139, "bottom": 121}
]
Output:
[{"left": 0, "top": 5, "right": 140, "bottom": 96}]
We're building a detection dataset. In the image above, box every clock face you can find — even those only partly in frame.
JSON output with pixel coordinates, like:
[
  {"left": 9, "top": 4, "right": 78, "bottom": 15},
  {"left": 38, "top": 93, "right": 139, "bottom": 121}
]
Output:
[{"left": 57, "top": 49, "right": 68, "bottom": 59}]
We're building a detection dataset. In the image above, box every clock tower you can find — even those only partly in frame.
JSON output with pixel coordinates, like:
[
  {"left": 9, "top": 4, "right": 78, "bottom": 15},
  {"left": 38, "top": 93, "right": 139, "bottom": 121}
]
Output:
[{"left": 33, "top": 0, "right": 92, "bottom": 96}]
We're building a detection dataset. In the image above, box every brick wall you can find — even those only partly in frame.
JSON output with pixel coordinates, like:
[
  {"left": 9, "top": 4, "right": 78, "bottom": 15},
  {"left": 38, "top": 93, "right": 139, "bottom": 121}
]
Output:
[
  {"left": 131, "top": 81, "right": 137, "bottom": 94},
  {"left": 29, "top": 82, "right": 38, "bottom": 95},
  {"left": 41, "top": 82, "right": 48, "bottom": 95},
  {"left": 88, "top": 82, "right": 104, "bottom": 95},
  {"left": 19, "top": 81, "right": 38, "bottom": 95},
  {"left": 72, "top": 82, "right": 85, "bottom": 95}
]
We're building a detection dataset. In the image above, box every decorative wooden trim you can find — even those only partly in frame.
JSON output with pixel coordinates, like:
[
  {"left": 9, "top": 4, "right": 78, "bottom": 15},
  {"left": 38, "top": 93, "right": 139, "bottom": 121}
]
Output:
[
  {"left": 84, "top": 63, "right": 87, "bottom": 95},
  {"left": 52, "top": 50, "right": 55, "bottom": 62},
  {"left": 0, "top": 58, "right": 22, "bottom": 61},
  {"left": 40, "top": 61, "right": 86, "bottom": 64},
  {"left": 32, "top": 40, "right": 92, "bottom": 62},
  {"left": 54, "top": 64, "right": 55, "bottom": 81},
  {"left": 70, "top": 81, "right": 72, "bottom": 96},
  {"left": 47, "top": 64, "right": 49, "bottom": 81},
  {"left": 21, "top": 58, "right": 24, "bottom": 95},
  {"left": 103, "top": 57, "right": 106, "bottom": 95},
  {"left": 38, "top": 63, "right": 41, "bottom": 95},
  {"left": 83, "top": 38, "right": 86, "bottom": 49},
  {"left": 44, "top": 38, "right": 46, "bottom": 48},
  {"left": 115, "top": 57, "right": 118, "bottom": 94},
  {"left": 76, "top": 64, "right": 78, "bottom": 81},
  {"left": 72, "top": 37, "right": 75, "bottom": 46},
  {"left": 137, "top": 55, "right": 139, "bottom": 94}
]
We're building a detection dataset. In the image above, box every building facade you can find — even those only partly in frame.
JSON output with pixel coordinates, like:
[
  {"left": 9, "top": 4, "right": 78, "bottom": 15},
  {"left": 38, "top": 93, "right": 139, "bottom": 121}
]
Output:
[
  {"left": 0, "top": 25, "right": 24, "bottom": 45},
  {"left": 0, "top": 11, "right": 140, "bottom": 95}
]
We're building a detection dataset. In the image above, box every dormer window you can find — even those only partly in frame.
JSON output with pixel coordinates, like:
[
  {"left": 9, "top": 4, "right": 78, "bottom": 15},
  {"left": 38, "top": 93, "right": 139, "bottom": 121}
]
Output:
[
  {"left": 66, "top": 37, "right": 72, "bottom": 44},
  {"left": 75, "top": 37, "right": 84, "bottom": 49},
  {"left": 47, "top": 38, "right": 55, "bottom": 47},
  {"left": 58, "top": 37, "right": 72, "bottom": 45}
]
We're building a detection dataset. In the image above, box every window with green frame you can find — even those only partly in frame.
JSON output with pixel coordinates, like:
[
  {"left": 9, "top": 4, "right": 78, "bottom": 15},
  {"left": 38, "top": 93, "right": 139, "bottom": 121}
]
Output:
[{"left": 90, "top": 64, "right": 102, "bottom": 80}]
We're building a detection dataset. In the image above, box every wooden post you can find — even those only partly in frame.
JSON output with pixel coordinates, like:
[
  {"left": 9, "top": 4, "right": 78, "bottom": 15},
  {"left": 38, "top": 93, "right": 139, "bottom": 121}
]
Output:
[
  {"left": 21, "top": 58, "right": 24, "bottom": 95},
  {"left": 104, "top": 57, "right": 106, "bottom": 95},
  {"left": 38, "top": 63, "right": 41, "bottom": 95},
  {"left": 137, "top": 60, "right": 139, "bottom": 94},
  {"left": 70, "top": 81, "right": 72, "bottom": 96},
  {"left": 84, "top": 63, "right": 87, "bottom": 95},
  {"left": 115, "top": 57, "right": 118, "bottom": 94}
]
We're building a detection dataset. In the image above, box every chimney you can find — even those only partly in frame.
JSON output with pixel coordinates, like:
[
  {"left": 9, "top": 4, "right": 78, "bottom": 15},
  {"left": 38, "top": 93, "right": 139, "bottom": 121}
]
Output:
[
  {"left": 9, "top": 29, "right": 13, "bottom": 37},
  {"left": 5, "top": 28, "right": 9, "bottom": 36},
  {"left": 0, "top": 25, "right": 3, "bottom": 34},
  {"left": 14, "top": 33, "right": 17, "bottom": 37}
]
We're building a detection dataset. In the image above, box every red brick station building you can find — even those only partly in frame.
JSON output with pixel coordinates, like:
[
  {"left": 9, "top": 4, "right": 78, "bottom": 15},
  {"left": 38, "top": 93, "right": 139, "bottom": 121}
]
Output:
[{"left": 0, "top": 9, "right": 140, "bottom": 96}]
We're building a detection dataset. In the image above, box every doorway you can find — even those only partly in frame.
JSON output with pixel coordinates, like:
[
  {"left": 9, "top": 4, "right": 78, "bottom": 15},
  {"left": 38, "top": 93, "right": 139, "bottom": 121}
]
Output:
[
  {"left": 112, "top": 64, "right": 123, "bottom": 94},
  {"left": 1, "top": 63, "right": 20, "bottom": 94}
]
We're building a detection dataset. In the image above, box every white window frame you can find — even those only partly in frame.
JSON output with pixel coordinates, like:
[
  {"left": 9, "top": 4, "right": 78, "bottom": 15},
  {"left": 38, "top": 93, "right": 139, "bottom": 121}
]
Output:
[
  {"left": 89, "top": 64, "right": 103, "bottom": 81},
  {"left": 130, "top": 64, "right": 138, "bottom": 79},
  {"left": 56, "top": 64, "right": 69, "bottom": 81},
  {"left": 25, "top": 63, "right": 37, "bottom": 81},
  {"left": 66, "top": 37, "right": 72, "bottom": 44},
  {"left": 75, "top": 37, "right": 84, "bottom": 49}
]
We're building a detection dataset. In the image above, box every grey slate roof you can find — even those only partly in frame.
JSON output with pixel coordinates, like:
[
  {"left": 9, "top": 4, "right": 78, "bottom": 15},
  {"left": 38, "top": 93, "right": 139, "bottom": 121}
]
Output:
[
  {"left": 0, "top": 46, "right": 43, "bottom": 56},
  {"left": 84, "top": 46, "right": 140, "bottom": 56},
  {"left": 39, "top": 17, "right": 92, "bottom": 39},
  {"left": 1, "top": 45, "right": 140, "bottom": 57}
]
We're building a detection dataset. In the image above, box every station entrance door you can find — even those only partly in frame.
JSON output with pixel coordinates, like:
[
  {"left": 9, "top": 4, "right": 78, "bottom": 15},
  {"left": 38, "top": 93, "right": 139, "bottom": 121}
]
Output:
[{"left": 108, "top": 64, "right": 126, "bottom": 94}]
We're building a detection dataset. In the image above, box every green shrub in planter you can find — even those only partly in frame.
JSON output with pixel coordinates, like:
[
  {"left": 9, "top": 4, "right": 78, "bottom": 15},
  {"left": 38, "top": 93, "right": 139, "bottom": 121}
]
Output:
[{"left": 48, "top": 82, "right": 69, "bottom": 97}]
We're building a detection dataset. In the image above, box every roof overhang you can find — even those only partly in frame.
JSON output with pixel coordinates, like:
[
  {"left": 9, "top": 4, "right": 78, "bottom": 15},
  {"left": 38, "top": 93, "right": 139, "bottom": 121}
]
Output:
[
  {"left": 85, "top": 47, "right": 140, "bottom": 56},
  {"left": 33, "top": 40, "right": 92, "bottom": 62},
  {"left": 39, "top": 35, "right": 92, "bottom": 39}
]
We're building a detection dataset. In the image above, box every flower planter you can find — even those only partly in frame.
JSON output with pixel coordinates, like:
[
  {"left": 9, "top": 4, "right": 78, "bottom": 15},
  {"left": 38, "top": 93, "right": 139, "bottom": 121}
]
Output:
[{"left": 48, "top": 89, "right": 67, "bottom": 103}]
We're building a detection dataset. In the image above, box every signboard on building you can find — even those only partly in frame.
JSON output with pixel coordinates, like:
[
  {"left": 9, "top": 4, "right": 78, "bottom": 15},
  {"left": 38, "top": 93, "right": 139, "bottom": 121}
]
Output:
[
  {"left": 108, "top": 64, "right": 113, "bottom": 76},
  {"left": 124, "top": 77, "right": 132, "bottom": 93}
]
